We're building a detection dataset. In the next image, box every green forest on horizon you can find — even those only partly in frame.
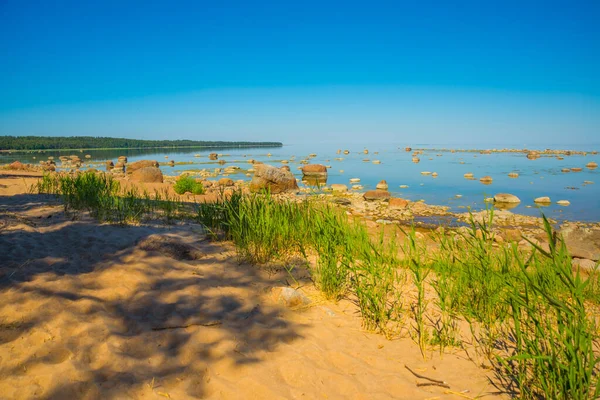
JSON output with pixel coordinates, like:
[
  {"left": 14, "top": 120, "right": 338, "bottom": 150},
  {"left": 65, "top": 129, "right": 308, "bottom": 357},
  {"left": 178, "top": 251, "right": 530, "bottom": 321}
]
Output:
[{"left": 0, "top": 136, "right": 283, "bottom": 151}]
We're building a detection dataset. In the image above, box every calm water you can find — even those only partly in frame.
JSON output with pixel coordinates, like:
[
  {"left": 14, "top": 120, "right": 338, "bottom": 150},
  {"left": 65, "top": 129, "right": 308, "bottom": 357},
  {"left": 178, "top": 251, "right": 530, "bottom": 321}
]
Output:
[{"left": 2, "top": 143, "right": 599, "bottom": 222}]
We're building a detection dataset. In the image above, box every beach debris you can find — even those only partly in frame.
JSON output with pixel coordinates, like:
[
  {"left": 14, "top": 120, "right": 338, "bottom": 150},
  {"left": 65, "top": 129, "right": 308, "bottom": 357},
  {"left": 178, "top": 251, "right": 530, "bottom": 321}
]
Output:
[{"left": 404, "top": 365, "right": 450, "bottom": 389}]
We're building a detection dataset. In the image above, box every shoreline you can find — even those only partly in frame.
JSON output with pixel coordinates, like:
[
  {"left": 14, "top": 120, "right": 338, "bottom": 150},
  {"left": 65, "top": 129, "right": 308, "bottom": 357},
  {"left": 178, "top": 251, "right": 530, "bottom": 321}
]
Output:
[
  {"left": 0, "top": 143, "right": 283, "bottom": 153},
  {"left": 1, "top": 166, "right": 598, "bottom": 227}
]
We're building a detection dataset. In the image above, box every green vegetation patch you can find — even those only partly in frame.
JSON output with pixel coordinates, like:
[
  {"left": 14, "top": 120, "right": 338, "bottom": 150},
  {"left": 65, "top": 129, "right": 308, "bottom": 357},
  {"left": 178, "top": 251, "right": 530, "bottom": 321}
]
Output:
[{"left": 173, "top": 176, "right": 204, "bottom": 195}]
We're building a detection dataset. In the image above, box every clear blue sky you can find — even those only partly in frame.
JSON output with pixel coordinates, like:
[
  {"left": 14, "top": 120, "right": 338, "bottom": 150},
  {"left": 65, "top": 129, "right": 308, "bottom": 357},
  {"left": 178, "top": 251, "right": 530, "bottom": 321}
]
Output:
[{"left": 1, "top": 0, "right": 599, "bottom": 145}]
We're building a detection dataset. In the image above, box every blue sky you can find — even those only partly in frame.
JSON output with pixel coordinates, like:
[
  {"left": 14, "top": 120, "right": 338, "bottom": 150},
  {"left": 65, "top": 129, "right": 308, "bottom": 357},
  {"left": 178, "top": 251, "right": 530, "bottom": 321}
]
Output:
[{"left": 1, "top": 0, "right": 599, "bottom": 145}]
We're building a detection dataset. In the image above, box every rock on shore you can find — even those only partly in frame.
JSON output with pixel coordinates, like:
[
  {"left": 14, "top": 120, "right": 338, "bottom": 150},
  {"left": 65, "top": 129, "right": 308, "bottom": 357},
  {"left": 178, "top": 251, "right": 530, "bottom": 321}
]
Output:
[{"left": 250, "top": 164, "right": 299, "bottom": 194}]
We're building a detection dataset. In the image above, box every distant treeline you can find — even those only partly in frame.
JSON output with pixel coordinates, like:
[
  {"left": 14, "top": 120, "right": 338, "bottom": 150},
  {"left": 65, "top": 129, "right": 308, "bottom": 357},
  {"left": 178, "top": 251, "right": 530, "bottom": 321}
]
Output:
[{"left": 0, "top": 136, "right": 283, "bottom": 151}]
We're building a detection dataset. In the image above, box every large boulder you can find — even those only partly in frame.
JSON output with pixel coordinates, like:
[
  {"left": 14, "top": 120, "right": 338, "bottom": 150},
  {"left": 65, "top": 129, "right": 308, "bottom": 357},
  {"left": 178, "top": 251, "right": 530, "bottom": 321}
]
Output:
[
  {"left": 250, "top": 164, "right": 298, "bottom": 194},
  {"left": 560, "top": 224, "right": 600, "bottom": 261},
  {"left": 301, "top": 164, "right": 327, "bottom": 177},
  {"left": 127, "top": 160, "right": 159, "bottom": 174},
  {"left": 130, "top": 166, "right": 163, "bottom": 183}
]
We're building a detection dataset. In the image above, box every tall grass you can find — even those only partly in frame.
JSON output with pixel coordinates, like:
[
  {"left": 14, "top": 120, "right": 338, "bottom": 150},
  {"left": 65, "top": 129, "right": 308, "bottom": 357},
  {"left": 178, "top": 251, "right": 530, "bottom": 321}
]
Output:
[{"left": 36, "top": 171, "right": 185, "bottom": 223}]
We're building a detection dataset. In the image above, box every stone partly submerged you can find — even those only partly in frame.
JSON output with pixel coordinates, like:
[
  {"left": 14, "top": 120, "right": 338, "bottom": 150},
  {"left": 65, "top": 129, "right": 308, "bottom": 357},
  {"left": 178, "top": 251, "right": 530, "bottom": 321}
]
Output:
[
  {"left": 534, "top": 196, "right": 551, "bottom": 204},
  {"left": 560, "top": 224, "right": 600, "bottom": 261},
  {"left": 250, "top": 163, "right": 299, "bottom": 194},
  {"left": 494, "top": 193, "right": 521, "bottom": 204},
  {"left": 301, "top": 164, "right": 327, "bottom": 178},
  {"left": 586, "top": 162, "right": 598, "bottom": 169},
  {"left": 376, "top": 180, "right": 388, "bottom": 190},
  {"left": 130, "top": 166, "right": 164, "bottom": 183}
]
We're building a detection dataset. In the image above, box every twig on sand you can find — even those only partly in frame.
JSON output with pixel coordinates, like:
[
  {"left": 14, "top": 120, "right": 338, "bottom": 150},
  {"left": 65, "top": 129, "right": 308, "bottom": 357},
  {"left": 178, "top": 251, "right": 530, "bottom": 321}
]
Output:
[
  {"left": 405, "top": 364, "right": 450, "bottom": 388},
  {"left": 152, "top": 320, "right": 222, "bottom": 331}
]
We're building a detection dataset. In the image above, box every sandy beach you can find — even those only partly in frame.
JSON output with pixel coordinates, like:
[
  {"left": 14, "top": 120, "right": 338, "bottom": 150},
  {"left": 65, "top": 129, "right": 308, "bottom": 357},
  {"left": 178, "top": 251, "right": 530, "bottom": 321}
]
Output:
[{"left": 0, "top": 170, "right": 507, "bottom": 399}]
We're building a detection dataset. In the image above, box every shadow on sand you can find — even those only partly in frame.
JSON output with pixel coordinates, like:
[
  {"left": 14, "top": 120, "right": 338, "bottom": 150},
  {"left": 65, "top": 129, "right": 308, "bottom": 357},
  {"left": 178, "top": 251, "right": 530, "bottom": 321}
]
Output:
[{"left": 0, "top": 194, "right": 306, "bottom": 399}]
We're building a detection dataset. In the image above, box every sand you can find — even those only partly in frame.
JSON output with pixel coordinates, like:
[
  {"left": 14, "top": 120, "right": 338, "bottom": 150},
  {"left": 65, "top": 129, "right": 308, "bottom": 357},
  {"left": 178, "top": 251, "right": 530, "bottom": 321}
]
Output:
[{"left": 0, "top": 171, "right": 504, "bottom": 399}]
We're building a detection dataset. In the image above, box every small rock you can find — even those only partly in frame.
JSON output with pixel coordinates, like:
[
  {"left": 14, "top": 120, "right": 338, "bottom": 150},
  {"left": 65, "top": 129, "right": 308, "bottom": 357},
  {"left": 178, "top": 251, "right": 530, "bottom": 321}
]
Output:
[
  {"left": 586, "top": 162, "right": 598, "bottom": 169},
  {"left": 494, "top": 193, "right": 521, "bottom": 203},
  {"left": 572, "top": 258, "right": 598, "bottom": 273},
  {"left": 508, "top": 172, "right": 519, "bottom": 178},
  {"left": 376, "top": 180, "right": 388, "bottom": 190},
  {"left": 421, "top": 171, "right": 432, "bottom": 175},
  {"left": 464, "top": 173, "right": 474, "bottom": 178},
  {"left": 330, "top": 183, "right": 348, "bottom": 193},
  {"left": 557, "top": 200, "right": 570, "bottom": 206},
  {"left": 364, "top": 190, "right": 390, "bottom": 201},
  {"left": 218, "top": 178, "right": 235, "bottom": 186},
  {"left": 389, "top": 197, "right": 409, "bottom": 209},
  {"left": 333, "top": 197, "right": 351, "bottom": 205},
  {"left": 399, "top": 185, "right": 409, "bottom": 189},
  {"left": 272, "top": 287, "right": 311, "bottom": 308},
  {"left": 480, "top": 176, "right": 493, "bottom": 184},
  {"left": 534, "top": 196, "right": 551, "bottom": 204}
]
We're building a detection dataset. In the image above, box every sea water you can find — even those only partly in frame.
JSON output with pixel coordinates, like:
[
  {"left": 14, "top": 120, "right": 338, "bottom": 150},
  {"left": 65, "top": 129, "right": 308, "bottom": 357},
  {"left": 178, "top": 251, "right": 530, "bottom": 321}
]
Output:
[{"left": 2, "top": 142, "right": 599, "bottom": 222}]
